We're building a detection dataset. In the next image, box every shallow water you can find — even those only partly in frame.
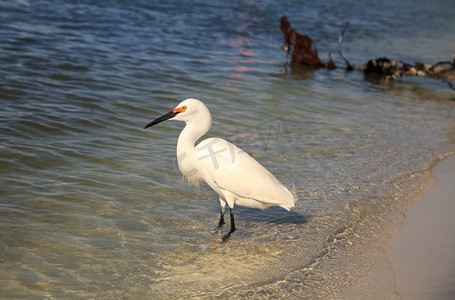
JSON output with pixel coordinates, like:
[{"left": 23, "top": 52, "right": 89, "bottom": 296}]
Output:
[{"left": 1, "top": 0, "right": 455, "bottom": 298}]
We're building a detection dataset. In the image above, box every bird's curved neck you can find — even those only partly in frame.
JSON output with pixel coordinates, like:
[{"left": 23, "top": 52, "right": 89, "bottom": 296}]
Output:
[
  {"left": 176, "top": 121, "right": 210, "bottom": 158},
  {"left": 176, "top": 120, "right": 210, "bottom": 182}
]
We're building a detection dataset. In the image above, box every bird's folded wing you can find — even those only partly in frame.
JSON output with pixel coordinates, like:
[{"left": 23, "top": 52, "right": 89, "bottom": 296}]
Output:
[{"left": 196, "top": 138, "right": 295, "bottom": 207}]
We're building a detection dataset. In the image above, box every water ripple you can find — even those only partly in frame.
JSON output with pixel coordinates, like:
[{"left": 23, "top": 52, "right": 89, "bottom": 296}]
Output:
[{"left": 1, "top": 0, "right": 455, "bottom": 298}]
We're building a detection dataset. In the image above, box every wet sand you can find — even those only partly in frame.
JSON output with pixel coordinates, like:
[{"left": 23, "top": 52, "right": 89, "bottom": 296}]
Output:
[{"left": 387, "top": 154, "right": 455, "bottom": 299}]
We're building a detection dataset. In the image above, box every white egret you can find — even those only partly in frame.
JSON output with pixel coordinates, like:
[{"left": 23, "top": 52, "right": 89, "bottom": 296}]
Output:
[{"left": 143, "top": 98, "right": 297, "bottom": 242}]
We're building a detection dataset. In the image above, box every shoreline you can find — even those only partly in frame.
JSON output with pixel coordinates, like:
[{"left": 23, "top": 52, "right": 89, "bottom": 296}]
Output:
[
  {"left": 387, "top": 154, "right": 455, "bottom": 299},
  {"left": 339, "top": 154, "right": 455, "bottom": 299}
]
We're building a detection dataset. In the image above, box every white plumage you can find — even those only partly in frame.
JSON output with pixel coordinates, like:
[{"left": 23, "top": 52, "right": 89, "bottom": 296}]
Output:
[{"left": 144, "top": 98, "right": 297, "bottom": 241}]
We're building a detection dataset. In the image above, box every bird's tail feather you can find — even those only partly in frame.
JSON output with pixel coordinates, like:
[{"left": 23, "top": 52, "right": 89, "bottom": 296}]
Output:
[{"left": 280, "top": 183, "right": 298, "bottom": 211}]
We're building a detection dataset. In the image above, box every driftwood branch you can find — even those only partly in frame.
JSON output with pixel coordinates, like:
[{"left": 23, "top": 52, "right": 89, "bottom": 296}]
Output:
[
  {"left": 337, "top": 21, "right": 354, "bottom": 71},
  {"left": 279, "top": 16, "right": 455, "bottom": 90},
  {"left": 280, "top": 16, "right": 335, "bottom": 69},
  {"left": 279, "top": 16, "right": 353, "bottom": 71},
  {"left": 359, "top": 57, "right": 455, "bottom": 82}
]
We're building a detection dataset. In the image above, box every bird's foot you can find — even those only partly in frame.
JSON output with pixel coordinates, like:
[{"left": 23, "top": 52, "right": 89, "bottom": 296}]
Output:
[
  {"left": 213, "top": 208, "right": 236, "bottom": 243},
  {"left": 220, "top": 227, "right": 236, "bottom": 243},
  {"left": 212, "top": 219, "right": 225, "bottom": 234},
  {"left": 212, "top": 225, "right": 223, "bottom": 234}
]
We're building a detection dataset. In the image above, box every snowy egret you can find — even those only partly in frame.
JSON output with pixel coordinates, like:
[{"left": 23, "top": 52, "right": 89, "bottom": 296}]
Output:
[{"left": 143, "top": 98, "right": 297, "bottom": 242}]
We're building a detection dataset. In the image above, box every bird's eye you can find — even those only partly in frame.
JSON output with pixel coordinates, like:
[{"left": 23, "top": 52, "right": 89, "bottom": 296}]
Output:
[{"left": 181, "top": 105, "right": 187, "bottom": 112}]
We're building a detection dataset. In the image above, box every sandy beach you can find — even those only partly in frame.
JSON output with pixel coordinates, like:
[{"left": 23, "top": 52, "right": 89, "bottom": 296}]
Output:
[{"left": 387, "top": 154, "right": 455, "bottom": 299}]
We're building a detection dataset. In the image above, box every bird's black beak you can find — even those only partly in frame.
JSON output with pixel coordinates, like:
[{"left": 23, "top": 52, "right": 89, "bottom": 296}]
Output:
[{"left": 143, "top": 110, "right": 178, "bottom": 129}]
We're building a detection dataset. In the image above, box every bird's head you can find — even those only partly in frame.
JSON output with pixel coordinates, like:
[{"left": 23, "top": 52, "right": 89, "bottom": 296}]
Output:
[{"left": 143, "top": 98, "right": 211, "bottom": 129}]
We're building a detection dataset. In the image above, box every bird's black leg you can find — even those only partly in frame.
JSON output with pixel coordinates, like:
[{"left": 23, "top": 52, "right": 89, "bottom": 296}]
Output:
[
  {"left": 221, "top": 208, "right": 236, "bottom": 242},
  {"left": 212, "top": 207, "right": 225, "bottom": 234}
]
